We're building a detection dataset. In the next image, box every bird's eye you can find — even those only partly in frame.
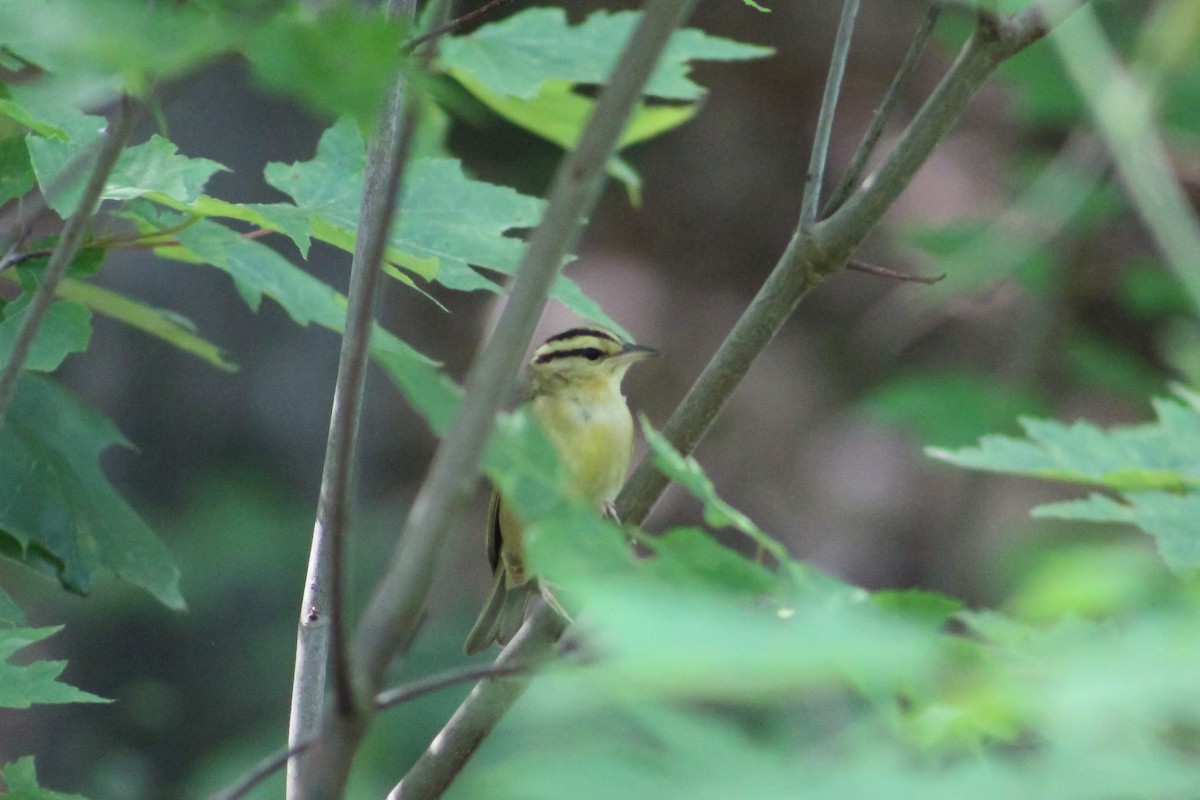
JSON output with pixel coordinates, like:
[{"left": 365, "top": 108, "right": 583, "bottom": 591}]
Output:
[{"left": 583, "top": 348, "right": 603, "bottom": 361}]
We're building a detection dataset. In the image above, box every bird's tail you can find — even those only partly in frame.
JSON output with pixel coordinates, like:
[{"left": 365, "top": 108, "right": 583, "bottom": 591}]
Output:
[{"left": 464, "top": 570, "right": 534, "bottom": 655}]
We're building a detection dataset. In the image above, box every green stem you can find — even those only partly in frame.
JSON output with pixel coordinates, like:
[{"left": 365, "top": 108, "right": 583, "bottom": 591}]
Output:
[{"left": 0, "top": 97, "right": 136, "bottom": 423}]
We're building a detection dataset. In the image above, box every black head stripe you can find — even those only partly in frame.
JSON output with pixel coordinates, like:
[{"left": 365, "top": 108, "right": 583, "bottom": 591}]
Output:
[
  {"left": 534, "top": 346, "right": 606, "bottom": 365},
  {"left": 543, "top": 327, "right": 619, "bottom": 346}
]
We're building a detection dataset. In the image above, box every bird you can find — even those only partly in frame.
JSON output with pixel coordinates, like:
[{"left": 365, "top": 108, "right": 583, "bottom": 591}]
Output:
[{"left": 464, "top": 326, "right": 656, "bottom": 655}]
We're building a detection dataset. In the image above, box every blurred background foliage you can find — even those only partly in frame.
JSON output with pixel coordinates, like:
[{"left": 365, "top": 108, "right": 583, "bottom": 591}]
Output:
[{"left": 1, "top": 0, "right": 1200, "bottom": 797}]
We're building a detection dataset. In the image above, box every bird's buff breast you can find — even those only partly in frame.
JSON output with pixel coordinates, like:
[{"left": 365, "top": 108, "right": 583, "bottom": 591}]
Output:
[{"left": 533, "top": 389, "right": 634, "bottom": 509}]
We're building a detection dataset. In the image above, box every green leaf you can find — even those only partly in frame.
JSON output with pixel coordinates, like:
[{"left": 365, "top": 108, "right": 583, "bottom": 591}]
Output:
[
  {"left": 872, "top": 589, "right": 964, "bottom": 629},
  {"left": 0, "top": 374, "right": 184, "bottom": 608},
  {"left": 641, "top": 526, "right": 779, "bottom": 598},
  {"left": 174, "top": 219, "right": 350, "bottom": 327},
  {"left": 1033, "top": 490, "right": 1200, "bottom": 576},
  {"left": 245, "top": 9, "right": 407, "bottom": 125},
  {"left": 576, "top": 580, "right": 943, "bottom": 701},
  {"left": 0, "top": 296, "right": 91, "bottom": 372},
  {"left": 0, "top": 627, "right": 108, "bottom": 709},
  {"left": 0, "top": 135, "right": 36, "bottom": 205},
  {"left": 0, "top": 0, "right": 237, "bottom": 93},
  {"left": 55, "top": 277, "right": 235, "bottom": 371},
  {"left": 928, "top": 392, "right": 1200, "bottom": 491},
  {"left": 640, "top": 416, "right": 791, "bottom": 565},
  {"left": 29, "top": 123, "right": 227, "bottom": 217},
  {"left": 0, "top": 585, "right": 25, "bottom": 627},
  {"left": 437, "top": 8, "right": 772, "bottom": 101},
  {"left": 0, "top": 757, "right": 89, "bottom": 799},
  {"left": 248, "top": 119, "right": 624, "bottom": 330},
  {"left": 444, "top": 72, "right": 695, "bottom": 201},
  {"left": 260, "top": 119, "right": 533, "bottom": 283}
]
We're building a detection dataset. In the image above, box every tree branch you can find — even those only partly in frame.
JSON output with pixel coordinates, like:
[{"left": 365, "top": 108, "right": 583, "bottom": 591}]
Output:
[
  {"left": 0, "top": 96, "right": 136, "bottom": 423},
  {"left": 294, "top": 0, "right": 702, "bottom": 796},
  {"left": 388, "top": 608, "right": 566, "bottom": 800},
  {"left": 403, "top": 0, "right": 519, "bottom": 51},
  {"left": 799, "top": 0, "right": 860, "bottom": 227},
  {"left": 211, "top": 662, "right": 527, "bottom": 800},
  {"left": 287, "top": 1, "right": 421, "bottom": 797},
  {"left": 823, "top": 0, "right": 942, "bottom": 215}
]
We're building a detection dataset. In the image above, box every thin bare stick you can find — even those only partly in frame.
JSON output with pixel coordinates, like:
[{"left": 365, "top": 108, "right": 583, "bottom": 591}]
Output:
[
  {"left": 0, "top": 96, "right": 136, "bottom": 422},
  {"left": 847, "top": 259, "right": 945, "bottom": 284},
  {"left": 404, "top": 0, "right": 518, "bottom": 51},
  {"left": 295, "top": 1, "right": 701, "bottom": 796},
  {"left": 286, "top": 1, "right": 420, "bottom": 796},
  {"left": 0, "top": 247, "right": 54, "bottom": 274},
  {"left": 211, "top": 662, "right": 527, "bottom": 800},
  {"left": 389, "top": 609, "right": 566, "bottom": 800},
  {"left": 823, "top": 1, "right": 942, "bottom": 215},
  {"left": 799, "top": 0, "right": 860, "bottom": 227}
]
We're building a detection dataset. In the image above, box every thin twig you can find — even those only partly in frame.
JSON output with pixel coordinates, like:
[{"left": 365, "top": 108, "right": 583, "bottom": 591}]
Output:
[
  {"left": 847, "top": 259, "right": 945, "bottom": 284},
  {"left": 799, "top": 0, "right": 860, "bottom": 227},
  {"left": 389, "top": 608, "right": 566, "bottom": 800},
  {"left": 403, "top": 0, "right": 518, "bottom": 51},
  {"left": 286, "top": 1, "right": 421, "bottom": 797},
  {"left": 823, "top": 1, "right": 942, "bottom": 215},
  {"left": 0, "top": 96, "right": 136, "bottom": 422},
  {"left": 211, "top": 662, "right": 527, "bottom": 800},
  {"left": 0, "top": 247, "right": 54, "bottom": 273}
]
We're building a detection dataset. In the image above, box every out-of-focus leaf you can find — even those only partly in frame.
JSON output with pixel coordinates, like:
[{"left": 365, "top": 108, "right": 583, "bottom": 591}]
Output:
[
  {"left": 1033, "top": 490, "right": 1200, "bottom": 576},
  {"left": 1005, "top": 539, "right": 1169, "bottom": 620},
  {"left": 0, "top": 296, "right": 91, "bottom": 372},
  {"left": 640, "top": 416, "right": 791, "bottom": 565},
  {"left": 0, "top": 757, "right": 90, "bottom": 799},
  {"left": 640, "top": 527, "right": 779, "bottom": 598},
  {"left": 1051, "top": 3, "right": 1200, "bottom": 315},
  {"left": 0, "top": 585, "right": 24, "bottom": 627},
  {"left": 1119, "top": 259, "right": 1193, "bottom": 320},
  {"left": 0, "top": 627, "right": 107, "bottom": 709},
  {"left": 1063, "top": 329, "right": 1168, "bottom": 399},
  {"left": 0, "top": 374, "right": 184, "bottom": 608},
  {"left": 437, "top": 8, "right": 772, "bottom": 101},
  {"left": 54, "top": 277, "right": 235, "bottom": 371},
  {"left": 0, "top": 135, "right": 35, "bottom": 205},
  {"left": 245, "top": 9, "right": 406, "bottom": 125},
  {"left": 872, "top": 589, "right": 963, "bottom": 629},
  {"left": 0, "top": 0, "right": 236, "bottom": 92},
  {"left": 862, "top": 371, "right": 1050, "bottom": 449}
]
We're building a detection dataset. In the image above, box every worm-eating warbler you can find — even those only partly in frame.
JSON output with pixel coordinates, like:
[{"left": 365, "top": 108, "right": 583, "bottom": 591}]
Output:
[{"left": 464, "top": 327, "right": 656, "bottom": 654}]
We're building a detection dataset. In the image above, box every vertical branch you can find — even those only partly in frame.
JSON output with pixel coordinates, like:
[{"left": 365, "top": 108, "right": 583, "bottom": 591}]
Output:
[
  {"left": 0, "top": 96, "right": 136, "bottom": 422},
  {"left": 286, "top": 2, "right": 420, "bottom": 797},
  {"left": 823, "top": 0, "right": 942, "bottom": 215},
  {"left": 799, "top": 0, "right": 860, "bottom": 227}
]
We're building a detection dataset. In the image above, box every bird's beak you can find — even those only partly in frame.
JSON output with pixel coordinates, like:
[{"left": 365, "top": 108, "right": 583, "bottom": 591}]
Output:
[{"left": 616, "top": 342, "right": 658, "bottom": 362}]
